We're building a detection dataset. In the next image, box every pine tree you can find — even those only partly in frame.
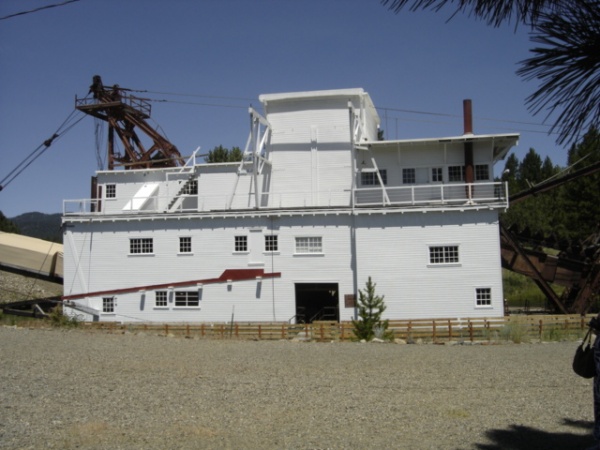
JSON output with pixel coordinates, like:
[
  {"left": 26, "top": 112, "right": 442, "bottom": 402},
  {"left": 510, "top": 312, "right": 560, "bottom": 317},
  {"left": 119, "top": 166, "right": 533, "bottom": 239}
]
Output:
[{"left": 352, "top": 277, "right": 393, "bottom": 341}]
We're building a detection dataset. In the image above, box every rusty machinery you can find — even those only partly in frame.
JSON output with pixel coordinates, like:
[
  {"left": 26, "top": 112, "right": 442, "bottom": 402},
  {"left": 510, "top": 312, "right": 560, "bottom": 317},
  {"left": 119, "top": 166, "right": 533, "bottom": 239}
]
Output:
[
  {"left": 75, "top": 75, "right": 184, "bottom": 170},
  {"left": 500, "top": 159, "right": 600, "bottom": 314}
]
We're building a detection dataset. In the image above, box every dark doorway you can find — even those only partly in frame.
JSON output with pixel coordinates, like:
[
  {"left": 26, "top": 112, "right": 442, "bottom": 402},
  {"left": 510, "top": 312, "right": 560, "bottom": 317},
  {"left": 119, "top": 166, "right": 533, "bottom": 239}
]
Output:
[{"left": 295, "top": 283, "right": 339, "bottom": 323}]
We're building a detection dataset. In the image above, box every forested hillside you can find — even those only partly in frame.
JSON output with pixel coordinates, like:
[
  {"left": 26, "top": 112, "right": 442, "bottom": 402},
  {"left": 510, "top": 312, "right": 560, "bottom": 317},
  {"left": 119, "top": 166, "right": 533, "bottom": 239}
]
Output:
[
  {"left": 500, "top": 127, "right": 600, "bottom": 247},
  {"left": 1, "top": 212, "right": 61, "bottom": 243}
]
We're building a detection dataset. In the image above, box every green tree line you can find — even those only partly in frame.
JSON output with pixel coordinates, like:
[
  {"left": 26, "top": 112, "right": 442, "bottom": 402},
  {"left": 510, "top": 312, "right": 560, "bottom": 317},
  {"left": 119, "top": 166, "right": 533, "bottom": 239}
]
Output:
[{"left": 500, "top": 127, "right": 600, "bottom": 248}]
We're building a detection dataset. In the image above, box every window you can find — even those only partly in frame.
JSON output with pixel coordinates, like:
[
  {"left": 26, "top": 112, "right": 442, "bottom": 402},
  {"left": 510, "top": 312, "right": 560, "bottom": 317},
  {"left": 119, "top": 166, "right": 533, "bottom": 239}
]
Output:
[
  {"left": 130, "top": 238, "right": 153, "bottom": 254},
  {"left": 476, "top": 288, "right": 492, "bottom": 307},
  {"left": 105, "top": 184, "right": 116, "bottom": 198},
  {"left": 102, "top": 297, "right": 115, "bottom": 313},
  {"left": 295, "top": 237, "right": 323, "bottom": 254},
  {"left": 155, "top": 291, "right": 168, "bottom": 307},
  {"left": 431, "top": 167, "right": 443, "bottom": 183},
  {"left": 475, "top": 164, "right": 490, "bottom": 181},
  {"left": 175, "top": 291, "right": 199, "bottom": 307},
  {"left": 182, "top": 180, "right": 198, "bottom": 195},
  {"left": 179, "top": 237, "right": 192, "bottom": 253},
  {"left": 361, "top": 170, "right": 387, "bottom": 186},
  {"left": 234, "top": 235, "right": 248, "bottom": 252},
  {"left": 265, "top": 235, "right": 278, "bottom": 252},
  {"left": 448, "top": 166, "right": 465, "bottom": 182},
  {"left": 429, "top": 245, "right": 459, "bottom": 264},
  {"left": 402, "top": 168, "right": 416, "bottom": 184}
]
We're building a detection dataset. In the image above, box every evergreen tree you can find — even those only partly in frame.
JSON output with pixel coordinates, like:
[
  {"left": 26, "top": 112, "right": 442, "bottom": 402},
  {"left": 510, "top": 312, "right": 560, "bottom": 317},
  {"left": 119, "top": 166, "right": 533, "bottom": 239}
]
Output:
[
  {"left": 205, "top": 145, "right": 243, "bottom": 163},
  {"left": 352, "top": 277, "right": 393, "bottom": 341},
  {"left": 559, "top": 127, "right": 600, "bottom": 242},
  {"left": 0, "top": 211, "right": 19, "bottom": 233}
]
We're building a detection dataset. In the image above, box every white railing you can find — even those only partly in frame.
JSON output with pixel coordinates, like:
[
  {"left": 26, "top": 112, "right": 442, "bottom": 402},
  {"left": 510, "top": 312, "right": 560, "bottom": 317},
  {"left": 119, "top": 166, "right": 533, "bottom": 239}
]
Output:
[
  {"left": 63, "top": 182, "right": 507, "bottom": 216},
  {"left": 354, "top": 182, "right": 507, "bottom": 208}
]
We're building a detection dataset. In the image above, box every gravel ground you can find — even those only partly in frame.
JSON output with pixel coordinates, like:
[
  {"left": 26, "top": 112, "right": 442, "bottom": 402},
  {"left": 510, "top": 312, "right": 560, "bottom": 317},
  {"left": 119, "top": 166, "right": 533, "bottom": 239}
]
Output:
[
  {"left": 0, "top": 270, "right": 62, "bottom": 304},
  {"left": 0, "top": 326, "right": 595, "bottom": 450}
]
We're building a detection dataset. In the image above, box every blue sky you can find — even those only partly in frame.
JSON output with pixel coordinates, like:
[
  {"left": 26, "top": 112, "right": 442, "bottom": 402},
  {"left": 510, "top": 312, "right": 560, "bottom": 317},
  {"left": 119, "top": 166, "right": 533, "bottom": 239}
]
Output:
[{"left": 0, "top": 0, "right": 565, "bottom": 218}]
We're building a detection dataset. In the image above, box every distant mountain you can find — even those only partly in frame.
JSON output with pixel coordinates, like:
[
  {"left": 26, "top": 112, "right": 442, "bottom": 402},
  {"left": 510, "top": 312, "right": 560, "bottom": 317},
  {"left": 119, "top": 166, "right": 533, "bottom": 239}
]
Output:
[{"left": 9, "top": 212, "right": 62, "bottom": 243}]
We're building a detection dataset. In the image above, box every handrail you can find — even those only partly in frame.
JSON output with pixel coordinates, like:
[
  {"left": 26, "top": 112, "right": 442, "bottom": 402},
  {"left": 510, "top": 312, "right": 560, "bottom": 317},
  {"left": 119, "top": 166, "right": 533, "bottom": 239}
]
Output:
[{"left": 63, "top": 182, "right": 507, "bottom": 216}]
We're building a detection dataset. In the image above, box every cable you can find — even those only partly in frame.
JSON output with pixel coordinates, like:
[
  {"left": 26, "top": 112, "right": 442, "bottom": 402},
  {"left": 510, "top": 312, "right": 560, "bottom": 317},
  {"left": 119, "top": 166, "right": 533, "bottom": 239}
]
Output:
[
  {"left": 0, "top": 0, "right": 80, "bottom": 21},
  {"left": 0, "top": 111, "right": 86, "bottom": 191},
  {"left": 131, "top": 89, "right": 255, "bottom": 103}
]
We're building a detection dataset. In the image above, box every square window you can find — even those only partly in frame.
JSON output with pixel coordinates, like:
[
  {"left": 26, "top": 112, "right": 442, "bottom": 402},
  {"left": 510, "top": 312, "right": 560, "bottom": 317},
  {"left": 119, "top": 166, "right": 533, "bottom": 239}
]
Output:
[
  {"left": 179, "top": 237, "right": 192, "bottom": 253},
  {"left": 155, "top": 291, "right": 168, "bottom": 307},
  {"left": 429, "top": 245, "right": 459, "bottom": 264},
  {"left": 234, "top": 236, "right": 248, "bottom": 252},
  {"left": 182, "top": 180, "right": 198, "bottom": 195},
  {"left": 402, "top": 168, "right": 416, "bottom": 184},
  {"left": 476, "top": 288, "right": 492, "bottom": 307},
  {"left": 175, "top": 291, "right": 199, "bottom": 307},
  {"left": 102, "top": 297, "right": 115, "bottom": 313},
  {"left": 475, "top": 164, "right": 490, "bottom": 181},
  {"left": 448, "top": 166, "right": 465, "bottom": 182},
  {"left": 431, "top": 167, "right": 443, "bottom": 183},
  {"left": 265, "top": 235, "right": 278, "bottom": 252},
  {"left": 105, "top": 184, "right": 116, "bottom": 198},
  {"left": 295, "top": 237, "right": 323, "bottom": 254},
  {"left": 130, "top": 238, "right": 153, "bottom": 254}
]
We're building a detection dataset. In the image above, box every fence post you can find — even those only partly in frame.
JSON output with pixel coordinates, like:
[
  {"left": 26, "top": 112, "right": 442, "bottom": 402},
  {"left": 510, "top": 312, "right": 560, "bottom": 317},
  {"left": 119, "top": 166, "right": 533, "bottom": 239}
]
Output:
[
  {"left": 281, "top": 324, "right": 285, "bottom": 339},
  {"left": 201, "top": 323, "right": 205, "bottom": 337},
  {"left": 432, "top": 320, "right": 437, "bottom": 344},
  {"left": 341, "top": 323, "right": 345, "bottom": 341},
  {"left": 448, "top": 319, "right": 452, "bottom": 341},
  {"left": 258, "top": 324, "right": 262, "bottom": 340},
  {"left": 165, "top": 324, "right": 169, "bottom": 336},
  {"left": 186, "top": 324, "right": 190, "bottom": 337},
  {"left": 539, "top": 319, "right": 543, "bottom": 340},
  {"left": 468, "top": 320, "right": 473, "bottom": 342},
  {"left": 320, "top": 323, "right": 324, "bottom": 341}
]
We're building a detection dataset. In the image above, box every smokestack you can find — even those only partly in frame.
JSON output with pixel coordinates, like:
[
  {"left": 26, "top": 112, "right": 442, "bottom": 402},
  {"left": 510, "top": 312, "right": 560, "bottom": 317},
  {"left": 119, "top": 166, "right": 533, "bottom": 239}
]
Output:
[
  {"left": 463, "top": 99, "right": 474, "bottom": 195},
  {"left": 463, "top": 99, "right": 473, "bottom": 135}
]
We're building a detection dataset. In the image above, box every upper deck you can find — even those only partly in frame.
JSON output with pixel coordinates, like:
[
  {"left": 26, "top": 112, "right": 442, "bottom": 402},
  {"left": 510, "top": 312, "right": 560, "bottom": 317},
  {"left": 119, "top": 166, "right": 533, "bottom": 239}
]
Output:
[{"left": 63, "top": 88, "right": 518, "bottom": 219}]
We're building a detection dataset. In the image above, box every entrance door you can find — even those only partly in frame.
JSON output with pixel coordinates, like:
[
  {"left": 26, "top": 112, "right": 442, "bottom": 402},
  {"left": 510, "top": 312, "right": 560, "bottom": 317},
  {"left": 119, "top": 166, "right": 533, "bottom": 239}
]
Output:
[{"left": 295, "top": 283, "right": 339, "bottom": 323}]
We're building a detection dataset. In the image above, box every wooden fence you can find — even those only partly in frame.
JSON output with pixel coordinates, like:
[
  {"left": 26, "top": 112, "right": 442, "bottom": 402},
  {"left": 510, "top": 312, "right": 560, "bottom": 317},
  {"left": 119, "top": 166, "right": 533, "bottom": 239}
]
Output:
[{"left": 82, "top": 314, "right": 595, "bottom": 343}]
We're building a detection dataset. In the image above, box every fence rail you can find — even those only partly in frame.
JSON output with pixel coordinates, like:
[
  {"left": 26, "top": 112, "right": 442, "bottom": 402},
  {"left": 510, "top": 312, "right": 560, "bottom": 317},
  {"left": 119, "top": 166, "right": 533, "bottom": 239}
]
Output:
[{"left": 80, "top": 315, "right": 594, "bottom": 343}]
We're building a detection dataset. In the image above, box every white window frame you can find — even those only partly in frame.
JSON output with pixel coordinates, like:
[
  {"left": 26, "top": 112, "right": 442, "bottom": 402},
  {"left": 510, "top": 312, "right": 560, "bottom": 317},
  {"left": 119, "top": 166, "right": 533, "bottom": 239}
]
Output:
[
  {"left": 105, "top": 184, "right": 116, "bottom": 199},
  {"left": 475, "top": 287, "right": 492, "bottom": 308},
  {"left": 431, "top": 167, "right": 443, "bottom": 183},
  {"left": 361, "top": 170, "right": 387, "bottom": 186},
  {"left": 448, "top": 166, "right": 465, "bottom": 182},
  {"left": 428, "top": 245, "right": 460, "bottom": 265},
  {"left": 265, "top": 235, "right": 278, "bottom": 253},
  {"left": 174, "top": 291, "right": 200, "bottom": 308},
  {"left": 234, "top": 235, "right": 248, "bottom": 253},
  {"left": 130, "top": 238, "right": 153, "bottom": 255},
  {"left": 402, "top": 168, "right": 416, "bottom": 184},
  {"left": 179, "top": 236, "right": 192, "bottom": 254},
  {"left": 182, "top": 179, "right": 198, "bottom": 195},
  {"left": 155, "top": 291, "right": 168, "bottom": 308},
  {"left": 475, "top": 164, "right": 490, "bottom": 181},
  {"left": 295, "top": 236, "right": 323, "bottom": 255},
  {"left": 102, "top": 297, "right": 115, "bottom": 314}
]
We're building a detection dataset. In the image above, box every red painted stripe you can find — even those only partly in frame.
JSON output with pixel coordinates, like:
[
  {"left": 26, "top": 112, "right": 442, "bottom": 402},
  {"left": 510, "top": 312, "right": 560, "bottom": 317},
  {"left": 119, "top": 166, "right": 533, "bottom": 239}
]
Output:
[{"left": 62, "top": 269, "right": 281, "bottom": 301}]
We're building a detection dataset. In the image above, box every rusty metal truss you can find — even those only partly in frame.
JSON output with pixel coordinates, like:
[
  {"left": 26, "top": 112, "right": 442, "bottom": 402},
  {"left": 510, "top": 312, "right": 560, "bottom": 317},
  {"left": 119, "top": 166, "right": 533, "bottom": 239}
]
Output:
[{"left": 76, "top": 75, "right": 184, "bottom": 170}]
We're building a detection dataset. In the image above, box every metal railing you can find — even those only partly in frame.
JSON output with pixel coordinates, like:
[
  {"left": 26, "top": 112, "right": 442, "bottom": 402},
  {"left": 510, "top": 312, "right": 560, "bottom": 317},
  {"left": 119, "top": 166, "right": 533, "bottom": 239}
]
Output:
[{"left": 63, "top": 182, "right": 507, "bottom": 216}]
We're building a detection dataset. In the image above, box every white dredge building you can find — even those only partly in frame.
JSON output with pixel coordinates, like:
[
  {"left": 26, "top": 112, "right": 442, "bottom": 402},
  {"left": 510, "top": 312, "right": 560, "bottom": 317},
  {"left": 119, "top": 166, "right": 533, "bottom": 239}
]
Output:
[{"left": 62, "top": 87, "right": 519, "bottom": 323}]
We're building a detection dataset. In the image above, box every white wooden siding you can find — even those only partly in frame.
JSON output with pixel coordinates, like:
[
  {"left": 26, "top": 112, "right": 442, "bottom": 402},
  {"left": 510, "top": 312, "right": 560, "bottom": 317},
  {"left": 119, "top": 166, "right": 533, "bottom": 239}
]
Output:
[{"left": 64, "top": 209, "right": 503, "bottom": 323}]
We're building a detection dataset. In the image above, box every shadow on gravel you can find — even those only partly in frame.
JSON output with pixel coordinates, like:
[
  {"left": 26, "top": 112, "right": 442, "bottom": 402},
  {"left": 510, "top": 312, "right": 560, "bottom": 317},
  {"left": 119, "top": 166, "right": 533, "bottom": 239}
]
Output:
[{"left": 475, "top": 419, "right": 595, "bottom": 450}]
